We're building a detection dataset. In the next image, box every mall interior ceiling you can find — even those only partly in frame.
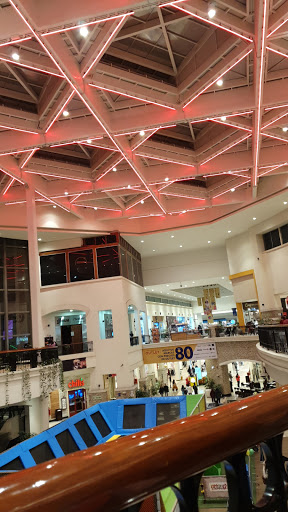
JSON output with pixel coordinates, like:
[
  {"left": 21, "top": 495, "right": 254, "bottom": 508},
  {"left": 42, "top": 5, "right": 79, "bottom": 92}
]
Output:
[{"left": 0, "top": 0, "right": 288, "bottom": 262}]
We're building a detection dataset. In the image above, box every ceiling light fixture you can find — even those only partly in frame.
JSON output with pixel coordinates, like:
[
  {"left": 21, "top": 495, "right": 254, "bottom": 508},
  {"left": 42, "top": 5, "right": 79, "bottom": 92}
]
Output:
[
  {"left": 230, "top": 188, "right": 235, "bottom": 192},
  {"left": 86, "top": 139, "right": 92, "bottom": 144},
  {"left": 208, "top": 240, "right": 211, "bottom": 244},
  {"left": 253, "top": 217, "right": 256, "bottom": 220},
  {"left": 283, "top": 127, "right": 288, "bottom": 133},
  {"left": 182, "top": 210, "right": 186, "bottom": 213},
  {"left": 141, "top": 240, "right": 144, "bottom": 243},
  {"left": 171, "top": 235, "right": 174, "bottom": 238},
  {"left": 12, "top": 51, "right": 20, "bottom": 61},
  {"left": 112, "top": 167, "right": 117, "bottom": 172},
  {"left": 139, "top": 130, "right": 145, "bottom": 136},
  {"left": 284, "top": 201, "right": 287, "bottom": 205},
  {"left": 79, "top": 25, "right": 89, "bottom": 37},
  {"left": 165, "top": 177, "right": 169, "bottom": 182},
  {"left": 222, "top": 277, "right": 225, "bottom": 279},
  {"left": 153, "top": 249, "right": 156, "bottom": 252},
  {"left": 228, "top": 230, "right": 232, "bottom": 233},
  {"left": 63, "top": 110, "right": 69, "bottom": 117},
  {"left": 179, "top": 245, "right": 183, "bottom": 248},
  {"left": 221, "top": 116, "right": 226, "bottom": 121},
  {"left": 140, "top": 200, "right": 144, "bottom": 204},
  {"left": 94, "top": 207, "right": 98, "bottom": 210},
  {"left": 216, "top": 79, "right": 223, "bottom": 86},
  {"left": 64, "top": 191, "right": 68, "bottom": 196},
  {"left": 208, "top": 7, "right": 216, "bottom": 19},
  {"left": 53, "top": 205, "right": 56, "bottom": 208},
  {"left": 38, "top": 238, "right": 42, "bottom": 241}
]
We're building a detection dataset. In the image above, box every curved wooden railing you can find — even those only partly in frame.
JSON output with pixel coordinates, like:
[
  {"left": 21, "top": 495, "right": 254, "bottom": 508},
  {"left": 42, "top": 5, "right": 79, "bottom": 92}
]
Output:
[{"left": 1, "top": 387, "right": 288, "bottom": 511}]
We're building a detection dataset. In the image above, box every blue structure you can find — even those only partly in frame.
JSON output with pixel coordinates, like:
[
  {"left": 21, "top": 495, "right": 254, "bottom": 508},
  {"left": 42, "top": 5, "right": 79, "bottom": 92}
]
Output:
[{"left": 0, "top": 395, "right": 200, "bottom": 472}]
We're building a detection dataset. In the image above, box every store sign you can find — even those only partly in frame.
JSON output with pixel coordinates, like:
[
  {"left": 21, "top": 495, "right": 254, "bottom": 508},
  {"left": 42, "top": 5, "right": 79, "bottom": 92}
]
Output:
[
  {"left": 68, "top": 378, "right": 84, "bottom": 388},
  {"left": 142, "top": 342, "right": 217, "bottom": 364},
  {"left": 202, "top": 476, "right": 228, "bottom": 499}
]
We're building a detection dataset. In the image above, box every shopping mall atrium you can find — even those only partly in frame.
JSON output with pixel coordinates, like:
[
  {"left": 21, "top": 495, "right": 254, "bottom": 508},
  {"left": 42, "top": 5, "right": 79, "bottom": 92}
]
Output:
[{"left": 1, "top": 0, "right": 288, "bottom": 510}]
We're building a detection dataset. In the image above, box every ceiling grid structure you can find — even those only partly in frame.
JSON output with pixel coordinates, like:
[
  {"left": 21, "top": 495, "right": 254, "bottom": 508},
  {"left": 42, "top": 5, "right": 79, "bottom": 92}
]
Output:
[{"left": 0, "top": 0, "right": 286, "bottom": 235}]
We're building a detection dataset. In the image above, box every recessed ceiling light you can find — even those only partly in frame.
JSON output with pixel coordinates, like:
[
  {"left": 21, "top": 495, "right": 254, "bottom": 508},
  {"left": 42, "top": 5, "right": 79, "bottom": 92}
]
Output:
[
  {"left": 112, "top": 167, "right": 117, "bottom": 172},
  {"left": 127, "top": 185, "right": 131, "bottom": 189},
  {"left": 63, "top": 110, "right": 69, "bottom": 117},
  {"left": 94, "top": 207, "right": 97, "bottom": 210},
  {"left": 220, "top": 116, "right": 226, "bottom": 121},
  {"left": 222, "top": 276, "right": 225, "bottom": 279},
  {"left": 152, "top": 289, "right": 154, "bottom": 292},
  {"left": 139, "top": 130, "right": 145, "bottom": 136},
  {"left": 165, "top": 177, "right": 169, "bottom": 182},
  {"left": 153, "top": 249, "right": 156, "bottom": 252},
  {"left": 141, "top": 240, "right": 144, "bottom": 243},
  {"left": 53, "top": 205, "right": 56, "bottom": 208},
  {"left": 282, "top": 127, "right": 288, "bottom": 132},
  {"left": 140, "top": 200, "right": 144, "bottom": 204},
  {"left": 179, "top": 245, "right": 183, "bottom": 247},
  {"left": 12, "top": 52, "right": 20, "bottom": 61},
  {"left": 253, "top": 217, "right": 256, "bottom": 220},
  {"left": 166, "top": 284, "right": 169, "bottom": 287},
  {"left": 64, "top": 191, "right": 68, "bottom": 196},
  {"left": 208, "top": 240, "right": 211, "bottom": 243},
  {"left": 70, "top": 309, "right": 73, "bottom": 312},
  {"left": 38, "top": 238, "right": 42, "bottom": 241},
  {"left": 230, "top": 188, "right": 235, "bottom": 192},
  {"left": 171, "top": 235, "right": 174, "bottom": 238},
  {"left": 216, "top": 79, "right": 223, "bottom": 87},
  {"left": 208, "top": 7, "right": 216, "bottom": 18},
  {"left": 284, "top": 201, "right": 287, "bottom": 205},
  {"left": 86, "top": 139, "right": 92, "bottom": 144},
  {"left": 79, "top": 25, "right": 89, "bottom": 37},
  {"left": 192, "top": 281, "right": 195, "bottom": 283},
  {"left": 228, "top": 230, "right": 231, "bottom": 233},
  {"left": 185, "top": 285, "right": 187, "bottom": 287},
  {"left": 167, "top": 293, "right": 170, "bottom": 295}
]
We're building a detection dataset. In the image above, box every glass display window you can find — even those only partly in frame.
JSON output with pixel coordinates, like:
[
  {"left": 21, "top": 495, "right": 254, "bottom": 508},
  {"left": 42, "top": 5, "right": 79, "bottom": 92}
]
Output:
[
  {"left": 40, "top": 253, "right": 67, "bottom": 286},
  {"left": 96, "top": 246, "right": 120, "bottom": 279}
]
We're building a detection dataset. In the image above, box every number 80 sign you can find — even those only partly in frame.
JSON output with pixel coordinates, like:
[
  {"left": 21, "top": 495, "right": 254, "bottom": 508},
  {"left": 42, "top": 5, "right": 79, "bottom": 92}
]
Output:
[{"left": 175, "top": 346, "right": 193, "bottom": 360}]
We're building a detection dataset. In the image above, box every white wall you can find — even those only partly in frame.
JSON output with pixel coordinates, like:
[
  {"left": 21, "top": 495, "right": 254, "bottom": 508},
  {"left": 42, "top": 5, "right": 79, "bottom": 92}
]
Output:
[
  {"left": 142, "top": 246, "right": 230, "bottom": 286},
  {"left": 40, "top": 276, "right": 147, "bottom": 389}
]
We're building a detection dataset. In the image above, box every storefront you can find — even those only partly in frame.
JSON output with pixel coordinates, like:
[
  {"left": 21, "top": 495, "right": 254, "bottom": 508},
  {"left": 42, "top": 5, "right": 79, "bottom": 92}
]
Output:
[{"left": 49, "top": 364, "right": 91, "bottom": 421}]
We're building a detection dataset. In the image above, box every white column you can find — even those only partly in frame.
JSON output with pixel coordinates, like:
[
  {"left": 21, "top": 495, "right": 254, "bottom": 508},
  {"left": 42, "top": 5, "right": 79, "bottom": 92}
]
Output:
[{"left": 26, "top": 186, "right": 43, "bottom": 348}]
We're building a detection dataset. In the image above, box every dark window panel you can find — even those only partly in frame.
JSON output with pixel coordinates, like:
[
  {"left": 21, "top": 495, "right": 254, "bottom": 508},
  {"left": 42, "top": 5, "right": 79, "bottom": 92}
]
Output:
[
  {"left": 271, "top": 228, "right": 281, "bottom": 248},
  {"left": 156, "top": 403, "right": 180, "bottom": 426},
  {"left": 127, "top": 253, "right": 133, "bottom": 281},
  {"left": 132, "top": 258, "right": 138, "bottom": 284},
  {"left": 56, "top": 430, "right": 80, "bottom": 455},
  {"left": 74, "top": 419, "right": 97, "bottom": 447},
  {"left": 30, "top": 442, "right": 55, "bottom": 464},
  {"left": 7, "top": 291, "right": 30, "bottom": 312},
  {"left": 123, "top": 405, "right": 146, "bottom": 429},
  {"left": 69, "top": 249, "right": 94, "bottom": 282},
  {"left": 0, "top": 457, "right": 24, "bottom": 471},
  {"left": 95, "top": 236, "right": 107, "bottom": 246},
  {"left": 90, "top": 411, "right": 111, "bottom": 437},
  {"left": 40, "top": 253, "right": 67, "bottom": 286},
  {"left": 8, "top": 313, "right": 31, "bottom": 336},
  {"left": 6, "top": 246, "right": 28, "bottom": 268},
  {"left": 263, "top": 232, "right": 272, "bottom": 251},
  {"left": 97, "top": 246, "right": 120, "bottom": 279},
  {"left": 106, "top": 234, "right": 117, "bottom": 244},
  {"left": 280, "top": 224, "right": 288, "bottom": 245},
  {"left": 120, "top": 249, "right": 128, "bottom": 279}
]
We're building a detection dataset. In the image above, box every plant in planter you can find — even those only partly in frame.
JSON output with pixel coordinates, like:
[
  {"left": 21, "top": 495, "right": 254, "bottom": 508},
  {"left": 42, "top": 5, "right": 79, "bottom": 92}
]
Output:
[{"left": 22, "top": 368, "right": 32, "bottom": 401}]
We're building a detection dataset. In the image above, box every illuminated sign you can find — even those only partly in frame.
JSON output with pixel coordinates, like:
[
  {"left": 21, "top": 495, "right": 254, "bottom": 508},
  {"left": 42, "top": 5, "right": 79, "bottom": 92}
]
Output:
[
  {"left": 68, "top": 378, "right": 84, "bottom": 388},
  {"left": 142, "top": 342, "right": 217, "bottom": 364}
]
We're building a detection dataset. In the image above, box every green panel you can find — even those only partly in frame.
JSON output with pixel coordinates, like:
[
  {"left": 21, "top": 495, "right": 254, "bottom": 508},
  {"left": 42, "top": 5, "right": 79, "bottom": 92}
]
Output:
[
  {"left": 161, "top": 487, "right": 177, "bottom": 512},
  {"left": 186, "top": 394, "right": 205, "bottom": 416},
  {"left": 204, "top": 464, "right": 222, "bottom": 476}
]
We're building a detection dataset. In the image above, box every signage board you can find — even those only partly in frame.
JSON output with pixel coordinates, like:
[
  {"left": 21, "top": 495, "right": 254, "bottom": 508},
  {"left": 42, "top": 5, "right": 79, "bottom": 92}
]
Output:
[
  {"left": 202, "top": 476, "right": 228, "bottom": 499},
  {"left": 142, "top": 342, "right": 217, "bottom": 364},
  {"left": 68, "top": 378, "right": 84, "bottom": 388},
  {"left": 62, "top": 357, "right": 87, "bottom": 372}
]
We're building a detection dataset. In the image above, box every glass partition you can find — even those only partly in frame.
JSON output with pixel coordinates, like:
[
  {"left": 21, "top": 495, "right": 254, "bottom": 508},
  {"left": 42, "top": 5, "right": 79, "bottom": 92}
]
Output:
[
  {"left": 40, "top": 253, "right": 66, "bottom": 286},
  {"left": 69, "top": 249, "right": 94, "bottom": 282}
]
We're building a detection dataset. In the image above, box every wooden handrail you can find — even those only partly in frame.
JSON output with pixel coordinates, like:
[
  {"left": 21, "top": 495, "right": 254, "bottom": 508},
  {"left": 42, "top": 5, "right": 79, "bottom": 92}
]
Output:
[
  {"left": 0, "top": 347, "right": 54, "bottom": 355},
  {"left": 1, "top": 386, "right": 288, "bottom": 512}
]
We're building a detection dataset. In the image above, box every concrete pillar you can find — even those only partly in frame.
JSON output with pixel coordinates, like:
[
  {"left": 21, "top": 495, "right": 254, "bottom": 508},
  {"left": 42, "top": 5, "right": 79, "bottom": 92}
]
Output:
[
  {"left": 206, "top": 359, "right": 230, "bottom": 395},
  {"left": 174, "top": 362, "right": 181, "bottom": 380},
  {"left": 26, "top": 186, "right": 43, "bottom": 348}
]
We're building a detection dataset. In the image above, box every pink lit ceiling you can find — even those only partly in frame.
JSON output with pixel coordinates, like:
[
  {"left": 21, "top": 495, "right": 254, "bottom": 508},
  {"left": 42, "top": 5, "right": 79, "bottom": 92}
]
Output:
[{"left": 0, "top": 0, "right": 288, "bottom": 235}]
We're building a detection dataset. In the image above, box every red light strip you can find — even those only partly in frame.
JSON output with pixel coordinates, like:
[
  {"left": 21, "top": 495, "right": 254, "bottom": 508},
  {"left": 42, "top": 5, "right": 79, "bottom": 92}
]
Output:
[
  {"left": 0, "top": 36, "right": 32, "bottom": 47},
  {"left": 160, "top": 192, "right": 206, "bottom": 200},
  {"left": 158, "top": 180, "right": 176, "bottom": 191},
  {"left": 50, "top": 137, "right": 103, "bottom": 148},
  {"left": 169, "top": 207, "right": 205, "bottom": 214},
  {"left": 24, "top": 170, "right": 92, "bottom": 182},
  {"left": 212, "top": 180, "right": 250, "bottom": 198},
  {"left": 261, "top": 131, "right": 288, "bottom": 143},
  {"left": 20, "top": 148, "right": 38, "bottom": 169},
  {"left": 89, "top": 83, "right": 176, "bottom": 110},
  {"left": 132, "top": 129, "right": 159, "bottom": 151},
  {"left": 70, "top": 193, "right": 83, "bottom": 204},
  {"left": 36, "top": 191, "right": 71, "bottom": 213},
  {"left": 0, "top": 124, "right": 39, "bottom": 135},
  {"left": 2, "top": 178, "right": 15, "bottom": 195},
  {"left": 0, "top": 56, "right": 63, "bottom": 78},
  {"left": 258, "top": 163, "right": 287, "bottom": 177},
  {"left": 253, "top": 0, "right": 268, "bottom": 188},
  {"left": 135, "top": 153, "right": 194, "bottom": 166},
  {"left": 9, "top": 0, "right": 164, "bottom": 214},
  {"left": 115, "top": 125, "right": 177, "bottom": 137},
  {"left": 191, "top": 112, "right": 253, "bottom": 124},
  {"left": 267, "top": 46, "right": 288, "bottom": 60},
  {"left": 43, "top": 12, "right": 134, "bottom": 37},
  {"left": 128, "top": 213, "right": 163, "bottom": 219},
  {"left": 96, "top": 158, "right": 124, "bottom": 182},
  {"left": 168, "top": 3, "right": 253, "bottom": 42},
  {"left": 265, "top": 104, "right": 288, "bottom": 111},
  {"left": 183, "top": 49, "right": 253, "bottom": 109},
  {"left": 212, "top": 119, "right": 252, "bottom": 132},
  {"left": 83, "top": 15, "right": 130, "bottom": 78},
  {"left": 125, "top": 194, "right": 151, "bottom": 211},
  {"left": 45, "top": 91, "right": 74, "bottom": 133},
  {"left": 267, "top": 20, "right": 288, "bottom": 39},
  {"left": 201, "top": 134, "right": 251, "bottom": 165},
  {"left": 75, "top": 204, "right": 121, "bottom": 212},
  {"left": 0, "top": 167, "right": 25, "bottom": 185},
  {"left": 262, "top": 111, "right": 288, "bottom": 129}
]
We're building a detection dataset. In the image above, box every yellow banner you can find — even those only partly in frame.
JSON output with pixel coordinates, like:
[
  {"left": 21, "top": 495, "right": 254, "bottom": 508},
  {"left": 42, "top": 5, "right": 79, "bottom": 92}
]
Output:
[
  {"left": 143, "top": 342, "right": 217, "bottom": 364},
  {"left": 197, "top": 297, "right": 202, "bottom": 307}
]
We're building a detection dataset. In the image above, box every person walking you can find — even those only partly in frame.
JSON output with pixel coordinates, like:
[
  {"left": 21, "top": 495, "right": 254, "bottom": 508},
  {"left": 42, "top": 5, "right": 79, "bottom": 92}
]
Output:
[
  {"left": 172, "top": 380, "right": 178, "bottom": 393},
  {"left": 169, "top": 374, "right": 172, "bottom": 388},
  {"left": 181, "top": 384, "right": 185, "bottom": 395},
  {"left": 215, "top": 387, "right": 222, "bottom": 406},
  {"left": 236, "top": 372, "right": 240, "bottom": 388},
  {"left": 159, "top": 385, "right": 164, "bottom": 397},
  {"left": 228, "top": 371, "right": 233, "bottom": 393},
  {"left": 163, "top": 384, "right": 169, "bottom": 396}
]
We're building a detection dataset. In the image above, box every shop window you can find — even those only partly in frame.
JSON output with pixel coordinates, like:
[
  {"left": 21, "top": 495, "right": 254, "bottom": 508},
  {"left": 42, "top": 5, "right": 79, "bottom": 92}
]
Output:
[
  {"left": 99, "top": 310, "right": 113, "bottom": 339},
  {"left": 280, "top": 223, "right": 288, "bottom": 245},
  {"left": 75, "top": 419, "right": 97, "bottom": 447},
  {"left": 56, "top": 430, "right": 80, "bottom": 455},
  {"left": 40, "top": 253, "right": 67, "bottom": 286},
  {"left": 123, "top": 405, "right": 146, "bottom": 429},
  {"left": 69, "top": 249, "right": 94, "bottom": 282},
  {"left": 90, "top": 411, "right": 111, "bottom": 437},
  {"left": 30, "top": 442, "right": 55, "bottom": 464},
  {"left": 96, "top": 246, "right": 120, "bottom": 278},
  {"left": 156, "top": 403, "right": 180, "bottom": 426}
]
